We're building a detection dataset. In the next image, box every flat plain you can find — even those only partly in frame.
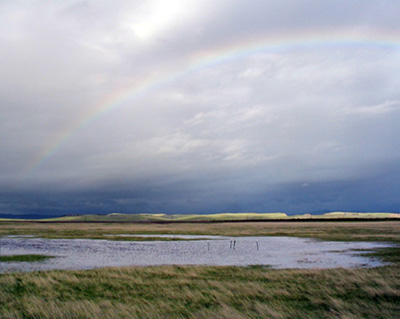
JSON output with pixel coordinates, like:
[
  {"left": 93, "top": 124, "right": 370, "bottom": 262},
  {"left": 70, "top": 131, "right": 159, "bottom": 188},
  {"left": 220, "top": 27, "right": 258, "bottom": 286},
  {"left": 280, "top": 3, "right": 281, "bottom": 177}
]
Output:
[{"left": 1, "top": 220, "right": 399, "bottom": 318}]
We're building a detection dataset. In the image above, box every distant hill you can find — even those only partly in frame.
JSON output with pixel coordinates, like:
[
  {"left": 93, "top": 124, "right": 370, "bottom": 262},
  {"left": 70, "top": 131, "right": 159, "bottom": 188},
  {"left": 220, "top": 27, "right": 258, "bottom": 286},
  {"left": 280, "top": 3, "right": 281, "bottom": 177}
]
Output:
[
  {"left": 1, "top": 212, "right": 399, "bottom": 222},
  {"left": 317, "top": 212, "right": 399, "bottom": 218},
  {"left": 43, "top": 212, "right": 289, "bottom": 222}
]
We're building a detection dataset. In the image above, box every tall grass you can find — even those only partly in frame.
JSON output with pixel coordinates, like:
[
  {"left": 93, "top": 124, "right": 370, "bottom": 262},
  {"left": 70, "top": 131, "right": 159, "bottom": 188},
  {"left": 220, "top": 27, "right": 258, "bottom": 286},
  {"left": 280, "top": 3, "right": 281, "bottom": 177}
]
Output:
[
  {"left": 0, "top": 265, "right": 399, "bottom": 318},
  {"left": 1, "top": 221, "right": 399, "bottom": 318}
]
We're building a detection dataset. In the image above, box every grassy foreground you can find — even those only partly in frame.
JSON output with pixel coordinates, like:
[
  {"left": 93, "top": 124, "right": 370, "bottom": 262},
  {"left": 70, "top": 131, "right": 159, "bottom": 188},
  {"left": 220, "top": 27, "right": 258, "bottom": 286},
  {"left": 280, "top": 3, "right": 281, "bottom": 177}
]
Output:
[
  {"left": 0, "top": 265, "right": 399, "bottom": 318},
  {"left": 1, "top": 221, "right": 399, "bottom": 318}
]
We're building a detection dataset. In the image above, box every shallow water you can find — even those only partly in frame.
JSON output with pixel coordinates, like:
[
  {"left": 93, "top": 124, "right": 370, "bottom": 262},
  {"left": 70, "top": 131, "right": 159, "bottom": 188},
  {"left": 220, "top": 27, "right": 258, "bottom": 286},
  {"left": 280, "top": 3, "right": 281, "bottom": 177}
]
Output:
[{"left": 0, "top": 235, "right": 391, "bottom": 273}]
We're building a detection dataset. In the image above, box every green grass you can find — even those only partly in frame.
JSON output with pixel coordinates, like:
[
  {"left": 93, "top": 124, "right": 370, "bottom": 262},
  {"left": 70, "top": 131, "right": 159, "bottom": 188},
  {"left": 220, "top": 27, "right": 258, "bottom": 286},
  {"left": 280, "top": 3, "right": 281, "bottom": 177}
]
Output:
[
  {"left": 0, "top": 254, "right": 54, "bottom": 263},
  {"left": 1, "top": 220, "right": 400, "bottom": 243},
  {"left": 1, "top": 221, "right": 399, "bottom": 318},
  {"left": 0, "top": 265, "right": 399, "bottom": 318},
  {"left": 361, "top": 247, "right": 400, "bottom": 264}
]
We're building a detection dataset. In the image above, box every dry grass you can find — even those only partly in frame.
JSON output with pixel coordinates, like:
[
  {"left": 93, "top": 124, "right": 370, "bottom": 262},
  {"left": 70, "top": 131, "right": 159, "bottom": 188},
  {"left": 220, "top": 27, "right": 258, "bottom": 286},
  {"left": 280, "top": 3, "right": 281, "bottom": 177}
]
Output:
[
  {"left": 1, "top": 221, "right": 400, "bottom": 318},
  {"left": 1, "top": 221, "right": 400, "bottom": 242},
  {"left": 0, "top": 265, "right": 399, "bottom": 318}
]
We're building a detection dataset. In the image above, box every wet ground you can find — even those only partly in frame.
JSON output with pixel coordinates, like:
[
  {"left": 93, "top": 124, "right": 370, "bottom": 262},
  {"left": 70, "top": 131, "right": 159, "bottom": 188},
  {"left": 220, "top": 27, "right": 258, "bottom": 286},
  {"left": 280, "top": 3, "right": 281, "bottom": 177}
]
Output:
[{"left": 0, "top": 235, "right": 391, "bottom": 273}]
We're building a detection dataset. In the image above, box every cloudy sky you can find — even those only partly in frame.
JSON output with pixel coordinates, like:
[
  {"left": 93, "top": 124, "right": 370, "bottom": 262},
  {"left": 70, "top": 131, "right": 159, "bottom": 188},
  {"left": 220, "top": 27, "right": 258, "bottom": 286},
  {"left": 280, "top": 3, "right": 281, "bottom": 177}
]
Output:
[{"left": 1, "top": 0, "right": 400, "bottom": 216}]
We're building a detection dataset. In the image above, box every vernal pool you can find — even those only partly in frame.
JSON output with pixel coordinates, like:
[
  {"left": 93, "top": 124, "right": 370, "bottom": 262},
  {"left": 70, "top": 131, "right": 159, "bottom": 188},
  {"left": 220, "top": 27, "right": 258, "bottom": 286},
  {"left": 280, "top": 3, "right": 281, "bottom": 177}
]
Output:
[{"left": 0, "top": 235, "right": 392, "bottom": 273}]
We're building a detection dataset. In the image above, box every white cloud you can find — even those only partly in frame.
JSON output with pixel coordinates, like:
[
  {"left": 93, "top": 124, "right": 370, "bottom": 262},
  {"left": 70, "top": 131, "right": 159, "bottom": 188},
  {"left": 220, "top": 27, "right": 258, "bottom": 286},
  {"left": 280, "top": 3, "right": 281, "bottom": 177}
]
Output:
[
  {"left": 239, "top": 68, "right": 264, "bottom": 79},
  {"left": 126, "top": 0, "right": 191, "bottom": 40},
  {"left": 342, "top": 100, "right": 400, "bottom": 116}
]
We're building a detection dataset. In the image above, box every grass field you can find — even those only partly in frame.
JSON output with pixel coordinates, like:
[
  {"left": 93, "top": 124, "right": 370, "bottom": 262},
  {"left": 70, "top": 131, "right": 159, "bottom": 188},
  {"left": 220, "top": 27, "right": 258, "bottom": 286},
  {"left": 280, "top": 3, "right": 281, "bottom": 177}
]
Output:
[
  {"left": 0, "top": 255, "right": 54, "bottom": 263},
  {"left": 1, "top": 220, "right": 400, "bottom": 243},
  {"left": 1, "top": 265, "right": 399, "bottom": 319},
  {"left": 1, "top": 221, "right": 399, "bottom": 318}
]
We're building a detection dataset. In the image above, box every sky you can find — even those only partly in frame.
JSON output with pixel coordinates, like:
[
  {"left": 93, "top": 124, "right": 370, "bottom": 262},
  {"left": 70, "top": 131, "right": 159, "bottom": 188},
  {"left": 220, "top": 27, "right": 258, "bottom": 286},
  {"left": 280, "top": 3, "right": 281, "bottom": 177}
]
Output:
[{"left": 1, "top": 0, "right": 400, "bottom": 216}]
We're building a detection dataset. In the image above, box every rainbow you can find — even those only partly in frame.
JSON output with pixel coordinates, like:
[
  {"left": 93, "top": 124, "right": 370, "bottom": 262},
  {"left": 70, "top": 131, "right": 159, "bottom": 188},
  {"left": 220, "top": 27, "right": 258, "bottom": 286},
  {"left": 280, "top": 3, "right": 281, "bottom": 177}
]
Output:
[{"left": 23, "top": 28, "right": 400, "bottom": 177}]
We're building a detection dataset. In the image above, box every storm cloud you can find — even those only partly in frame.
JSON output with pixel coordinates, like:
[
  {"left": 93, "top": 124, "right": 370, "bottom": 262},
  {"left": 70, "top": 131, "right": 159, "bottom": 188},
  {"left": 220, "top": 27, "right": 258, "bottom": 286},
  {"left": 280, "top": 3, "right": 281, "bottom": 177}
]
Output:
[{"left": 1, "top": 0, "right": 400, "bottom": 216}]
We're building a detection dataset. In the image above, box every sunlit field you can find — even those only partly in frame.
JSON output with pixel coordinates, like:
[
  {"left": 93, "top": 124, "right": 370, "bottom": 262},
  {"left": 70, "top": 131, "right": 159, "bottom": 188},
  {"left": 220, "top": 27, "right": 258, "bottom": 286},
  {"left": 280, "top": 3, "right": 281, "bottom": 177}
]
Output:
[
  {"left": 1, "top": 221, "right": 399, "bottom": 318},
  {"left": 1, "top": 220, "right": 399, "bottom": 242}
]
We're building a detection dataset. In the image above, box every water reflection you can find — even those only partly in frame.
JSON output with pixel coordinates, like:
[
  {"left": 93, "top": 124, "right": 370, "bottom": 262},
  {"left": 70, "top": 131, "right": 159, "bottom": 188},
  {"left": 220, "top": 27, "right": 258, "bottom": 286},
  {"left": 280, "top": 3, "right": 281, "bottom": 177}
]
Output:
[{"left": 0, "top": 235, "right": 391, "bottom": 273}]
